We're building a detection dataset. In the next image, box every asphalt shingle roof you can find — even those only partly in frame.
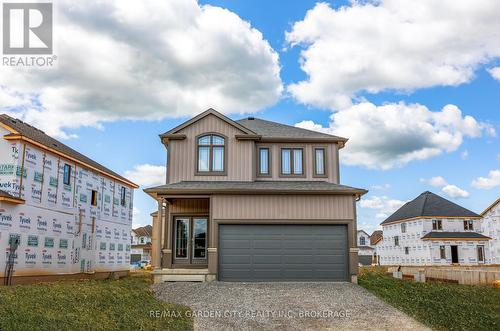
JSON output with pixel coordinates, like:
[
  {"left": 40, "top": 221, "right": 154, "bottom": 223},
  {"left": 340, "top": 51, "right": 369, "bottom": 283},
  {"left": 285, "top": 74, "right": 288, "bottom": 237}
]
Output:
[
  {"left": 145, "top": 181, "right": 367, "bottom": 195},
  {"left": 381, "top": 191, "right": 480, "bottom": 225},
  {"left": 0, "top": 114, "right": 136, "bottom": 187},
  {"left": 237, "top": 118, "right": 346, "bottom": 141},
  {"left": 421, "top": 232, "right": 491, "bottom": 240}
]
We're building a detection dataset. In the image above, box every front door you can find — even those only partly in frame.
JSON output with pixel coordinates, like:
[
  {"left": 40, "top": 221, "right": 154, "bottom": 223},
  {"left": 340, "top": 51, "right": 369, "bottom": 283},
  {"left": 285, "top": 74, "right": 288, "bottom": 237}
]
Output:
[
  {"left": 173, "top": 217, "right": 208, "bottom": 265},
  {"left": 451, "top": 245, "right": 459, "bottom": 264}
]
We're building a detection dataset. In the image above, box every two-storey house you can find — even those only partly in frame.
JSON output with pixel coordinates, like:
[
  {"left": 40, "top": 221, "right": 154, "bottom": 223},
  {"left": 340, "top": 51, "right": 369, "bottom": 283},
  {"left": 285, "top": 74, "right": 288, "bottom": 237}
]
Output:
[
  {"left": 479, "top": 198, "right": 500, "bottom": 264},
  {"left": 357, "top": 230, "right": 375, "bottom": 265},
  {"left": 0, "top": 115, "right": 137, "bottom": 284},
  {"left": 377, "top": 191, "right": 491, "bottom": 266},
  {"left": 145, "top": 108, "right": 366, "bottom": 282}
]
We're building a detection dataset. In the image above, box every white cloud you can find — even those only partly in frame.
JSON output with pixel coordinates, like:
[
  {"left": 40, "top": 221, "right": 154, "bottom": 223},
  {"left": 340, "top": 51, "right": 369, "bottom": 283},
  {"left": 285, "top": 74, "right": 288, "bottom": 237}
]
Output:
[
  {"left": 359, "top": 195, "right": 407, "bottom": 219},
  {"left": 471, "top": 170, "right": 500, "bottom": 189},
  {"left": 0, "top": 0, "right": 282, "bottom": 138},
  {"left": 488, "top": 67, "right": 500, "bottom": 81},
  {"left": 441, "top": 184, "right": 469, "bottom": 198},
  {"left": 371, "top": 183, "right": 391, "bottom": 190},
  {"left": 460, "top": 150, "right": 469, "bottom": 160},
  {"left": 296, "top": 102, "right": 493, "bottom": 169},
  {"left": 421, "top": 176, "right": 448, "bottom": 187},
  {"left": 124, "top": 164, "right": 166, "bottom": 187},
  {"left": 286, "top": 1, "right": 500, "bottom": 109}
]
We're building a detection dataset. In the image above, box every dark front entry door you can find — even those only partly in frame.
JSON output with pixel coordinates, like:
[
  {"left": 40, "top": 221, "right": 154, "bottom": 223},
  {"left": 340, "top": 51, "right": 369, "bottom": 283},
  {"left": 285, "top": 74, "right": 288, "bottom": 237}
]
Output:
[
  {"left": 173, "top": 217, "right": 208, "bottom": 265},
  {"left": 451, "top": 245, "right": 459, "bottom": 263},
  {"left": 219, "top": 224, "right": 348, "bottom": 281}
]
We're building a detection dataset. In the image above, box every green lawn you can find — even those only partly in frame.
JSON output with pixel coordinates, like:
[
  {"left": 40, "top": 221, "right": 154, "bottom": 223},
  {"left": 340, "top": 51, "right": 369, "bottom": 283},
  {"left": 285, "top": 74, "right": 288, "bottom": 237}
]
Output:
[
  {"left": 359, "top": 271, "right": 500, "bottom": 331},
  {"left": 0, "top": 274, "right": 192, "bottom": 331}
]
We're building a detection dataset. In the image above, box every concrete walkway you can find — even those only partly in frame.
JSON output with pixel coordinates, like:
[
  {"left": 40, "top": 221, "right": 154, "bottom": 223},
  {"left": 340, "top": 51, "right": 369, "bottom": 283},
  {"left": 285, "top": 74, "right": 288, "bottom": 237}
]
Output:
[{"left": 152, "top": 282, "right": 429, "bottom": 331}]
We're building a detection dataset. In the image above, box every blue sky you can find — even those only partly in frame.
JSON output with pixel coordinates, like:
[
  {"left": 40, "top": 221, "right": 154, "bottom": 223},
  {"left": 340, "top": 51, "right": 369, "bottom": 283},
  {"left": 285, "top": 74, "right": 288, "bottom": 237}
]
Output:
[{"left": 1, "top": 0, "right": 499, "bottom": 232}]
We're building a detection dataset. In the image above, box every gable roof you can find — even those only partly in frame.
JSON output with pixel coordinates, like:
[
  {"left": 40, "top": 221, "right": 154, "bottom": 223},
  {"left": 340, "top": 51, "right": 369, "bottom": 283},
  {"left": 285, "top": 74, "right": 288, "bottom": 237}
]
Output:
[
  {"left": 357, "top": 229, "right": 370, "bottom": 237},
  {"left": 132, "top": 225, "right": 152, "bottom": 237},
  {"left": 481, "top": 198, "right": 500, "bottom": 216},
  {"left": 381, "top": 191, "right": 480, "bottom": 225},
  {"left": 0, "top": 114, "right": 138, "bottom": 188},
  {"left": 237, "top": 117, "right": 347, "bottom": 143},
  {"left": 159, "top": 108, "right": 347, "bottom": 144},
  {"left": 161, "top": 108, "right": 257, "bottom": 137}
]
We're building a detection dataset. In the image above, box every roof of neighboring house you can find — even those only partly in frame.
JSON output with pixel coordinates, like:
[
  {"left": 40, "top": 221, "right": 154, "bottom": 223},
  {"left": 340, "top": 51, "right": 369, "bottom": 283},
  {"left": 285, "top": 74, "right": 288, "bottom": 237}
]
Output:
[
  {"left": 481, "top": 198, "right": 500, "bottom": 216},
  {"left": 0, "top": 189, "right": 24, "bottom": 204},
  {"left": 145, "top": 181, "right": 367, "bottom": 196},
  {"left": 381, "top": 191, "right": 480, "bottom": 225},
  {"left": 357, "top": 229, "right": 370, "bottom": 237},
  {"left": 132, "top": 225, "right": 152, "bottom": 238},
  {"left": 236, "top": 117, "right": 347, "bottom": 142},
  {"left": 370, "top": 230, "right": 383, "bottom": 245},
  {"left": 421, "top": 231, "right": 491, "bottom": 240},
  {"left": 0, "top": 114, "right": 138, "bottom": 188}
]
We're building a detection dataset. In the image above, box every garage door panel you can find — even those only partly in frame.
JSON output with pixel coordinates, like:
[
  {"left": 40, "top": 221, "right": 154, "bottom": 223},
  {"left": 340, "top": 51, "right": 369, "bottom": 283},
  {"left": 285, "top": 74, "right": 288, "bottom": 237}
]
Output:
[
  {"left": 253, "top": 240, "right": 282, "bottom": 249},
  {"left": 219, "top": 224, "right": 348, "bottom": 281},
  {"left": 253, "top": 255, "right": 282, "bottom": 264},
  {"left": 220, "top": 255, "right": 252, "bottom": 264},
  {"left": 221, "top": 239, "right": 252, "bottom": 249}
]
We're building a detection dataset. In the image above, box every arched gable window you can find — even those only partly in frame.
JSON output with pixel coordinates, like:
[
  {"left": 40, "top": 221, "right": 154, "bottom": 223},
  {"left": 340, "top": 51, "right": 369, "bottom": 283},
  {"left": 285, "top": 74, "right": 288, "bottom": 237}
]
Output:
[
  {"left": 359, "top": 236, "right": 366, "bottom": 246},
  {"left": 197, "top": 134, "right": 225, "bottom": 173}
]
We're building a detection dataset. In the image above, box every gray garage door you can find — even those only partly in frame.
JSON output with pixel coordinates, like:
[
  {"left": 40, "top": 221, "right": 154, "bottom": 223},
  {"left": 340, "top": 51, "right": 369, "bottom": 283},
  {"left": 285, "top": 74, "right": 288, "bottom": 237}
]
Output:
[{"left": 219, "top": 224, "right": 348, "bottom": 281}]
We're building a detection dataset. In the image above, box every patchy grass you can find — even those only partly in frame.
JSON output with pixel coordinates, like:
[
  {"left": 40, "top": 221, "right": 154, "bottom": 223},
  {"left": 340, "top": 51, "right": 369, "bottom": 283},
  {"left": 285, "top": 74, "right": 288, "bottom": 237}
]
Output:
[
  {"left": 359, "top": 272, "right": 500, "bottom": 331},
  {"left": 0, "top": 274, "right": 192, "bottom": 331}
]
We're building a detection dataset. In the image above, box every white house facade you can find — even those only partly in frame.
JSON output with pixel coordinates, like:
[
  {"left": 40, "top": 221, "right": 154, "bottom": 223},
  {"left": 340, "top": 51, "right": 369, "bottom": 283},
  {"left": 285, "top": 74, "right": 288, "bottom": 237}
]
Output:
[
  {"left": 0, "top": 115, "right": 138, "bottom": 284},
  {"left": 131, "top": 224, "right": 152, "bottom": 264},
  {"left": 377, "top": 191, "right": 490, "bottom": 266},
  {"left": 479, "top": 198, "right": 500, "bottom": 264}
]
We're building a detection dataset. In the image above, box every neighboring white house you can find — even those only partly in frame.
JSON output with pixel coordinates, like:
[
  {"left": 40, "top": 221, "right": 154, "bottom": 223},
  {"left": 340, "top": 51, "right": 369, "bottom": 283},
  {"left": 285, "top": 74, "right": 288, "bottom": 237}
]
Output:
[
  {"left": 0, "top": 115, "right": 138, "bottom": 284},
  {"left": 357, "top": 230, "right": 375, "bottom": 265},
  {"left": 377, "top": 191, "right": 491, "bottom": 266},
  {"left": 131, "top": 224, "right": 152, "bottom": 264},
  {"left": 479, "top": 198, "right": 500, "bottom": 264}
]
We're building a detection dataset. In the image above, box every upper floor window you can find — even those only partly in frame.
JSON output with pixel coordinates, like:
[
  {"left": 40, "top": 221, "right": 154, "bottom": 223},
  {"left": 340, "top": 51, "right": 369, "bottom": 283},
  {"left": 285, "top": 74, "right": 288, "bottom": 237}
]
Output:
[
  {"left": 197, "top": 134, "right": 225, "bottom": 173},
  {"left": 394, "top": 236, "right": 399, "bottom": 246},
  {"left": 63, "top": 163, "right": 72, "bottom": 186},
  {"left": 258, "top": 147, "right": 270, "bottom": 176},
  {"left": 401, "top": 222, "right": 407, "bottom": 233},
  {"left": 432, "top": 219, "right": 442, "bottom": 230},
  {"left": 314, "top": 148, "right": 326, "bottom": 176},
  {"left": 464, "top": 220, "right": 473, "bottom": 230},
  {"left": 359, "top": 236, "right": 366, "bottom": 246},
  {"left": 281, "top": 148, "right": 303, "bottom": 176},
  {"left": 120, "top": 187, "right": 126, "bottom": 206}
]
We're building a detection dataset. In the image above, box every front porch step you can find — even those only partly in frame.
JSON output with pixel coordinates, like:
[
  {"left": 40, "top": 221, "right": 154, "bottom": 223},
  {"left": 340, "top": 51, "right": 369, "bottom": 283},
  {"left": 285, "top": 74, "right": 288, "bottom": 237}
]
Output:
[{"left": 152, "top": 268, "right": 215, "bottom": 283}]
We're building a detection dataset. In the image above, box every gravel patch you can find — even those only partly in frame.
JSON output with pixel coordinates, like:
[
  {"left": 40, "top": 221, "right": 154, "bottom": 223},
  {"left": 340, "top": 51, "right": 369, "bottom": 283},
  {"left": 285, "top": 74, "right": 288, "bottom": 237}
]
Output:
[{"left": 152, "top": 282, "right": 429, "bottom": 331}]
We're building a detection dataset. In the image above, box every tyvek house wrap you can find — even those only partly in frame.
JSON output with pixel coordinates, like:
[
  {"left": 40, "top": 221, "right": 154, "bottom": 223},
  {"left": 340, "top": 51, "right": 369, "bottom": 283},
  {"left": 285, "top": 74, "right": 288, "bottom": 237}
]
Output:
[{"left": 0, "top": 125, "right": 134, "bottom": 278}]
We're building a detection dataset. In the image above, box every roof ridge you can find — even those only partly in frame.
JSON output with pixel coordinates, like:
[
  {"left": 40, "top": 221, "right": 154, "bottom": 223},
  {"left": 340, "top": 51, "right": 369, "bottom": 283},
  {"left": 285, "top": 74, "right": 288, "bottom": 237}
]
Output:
[
  {"left": 237, "top": 117, "right": 346, "bottom": 140},
  {"left": 420, "top": 191, "right": 430, "bottom": 215}
]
